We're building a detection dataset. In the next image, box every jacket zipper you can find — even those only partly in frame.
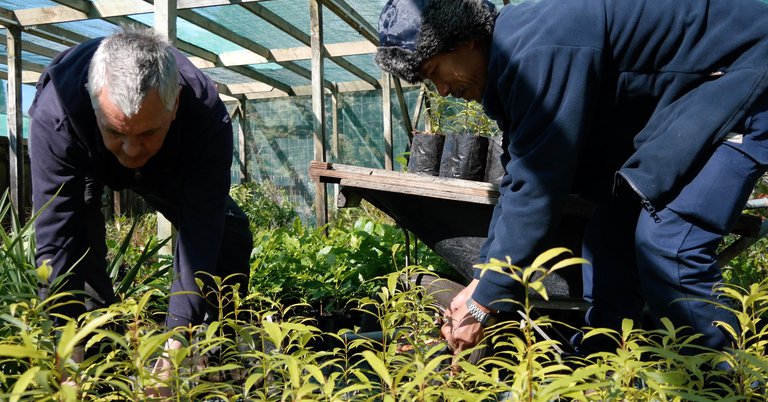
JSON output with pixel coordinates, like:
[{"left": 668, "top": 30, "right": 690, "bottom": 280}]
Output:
[
  {"left": 134, "top": 169, "right": 142, "bottom": 180},
  {"left": 615, "top": 172, "right": 661, "bottom": 223}
]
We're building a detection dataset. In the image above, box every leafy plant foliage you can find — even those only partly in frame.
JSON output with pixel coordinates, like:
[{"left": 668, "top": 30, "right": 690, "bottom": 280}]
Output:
[{"left": 0, "top": 190, "right": 766, "bottom": 400}]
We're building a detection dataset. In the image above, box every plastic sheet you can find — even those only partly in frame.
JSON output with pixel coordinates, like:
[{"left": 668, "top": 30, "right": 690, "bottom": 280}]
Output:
[
  {"left": 439, "top": 133, "right": 488, "bottom": 181},
  {"left": 407, "top": 133, "right": 445, "bottom": 176}
]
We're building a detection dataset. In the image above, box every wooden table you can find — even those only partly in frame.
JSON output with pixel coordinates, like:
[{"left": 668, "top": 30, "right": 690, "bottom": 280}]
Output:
[{"left": 309, "top": 161, "right": 764, "bottom": 312}]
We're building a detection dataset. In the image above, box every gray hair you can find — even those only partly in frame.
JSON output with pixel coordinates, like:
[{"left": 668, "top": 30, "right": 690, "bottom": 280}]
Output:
[{"left": 88, "top": 27, "right": 180, "bottom": 116}]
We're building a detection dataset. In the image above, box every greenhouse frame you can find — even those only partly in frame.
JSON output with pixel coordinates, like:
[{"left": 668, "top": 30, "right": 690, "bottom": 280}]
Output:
[{"left": 0, "top": 0, "right": 509, "bottom": 226}]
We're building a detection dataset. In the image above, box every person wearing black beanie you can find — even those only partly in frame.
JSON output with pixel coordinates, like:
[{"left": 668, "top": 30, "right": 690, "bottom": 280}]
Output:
[{"left": 377, "top": 0, "right": 768, "bottom": 363}]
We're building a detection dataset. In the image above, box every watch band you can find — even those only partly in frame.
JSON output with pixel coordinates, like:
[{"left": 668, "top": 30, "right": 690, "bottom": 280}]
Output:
[{"left": 466, "top": 298, "right": 496, "bottom": 327}]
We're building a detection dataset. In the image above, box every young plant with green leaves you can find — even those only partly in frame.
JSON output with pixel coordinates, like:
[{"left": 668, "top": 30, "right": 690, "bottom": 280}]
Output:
[{"left": 2, "top": 186, "right": 768, "bottom": 401}]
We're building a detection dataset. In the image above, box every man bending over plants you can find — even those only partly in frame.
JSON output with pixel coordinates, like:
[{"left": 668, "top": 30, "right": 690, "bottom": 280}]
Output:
[
  {"left": 376, "top": 0, "right": 768, "bottom": 365},
  {"left": 28, "top": 27, "right": 253, "bottom": 392}
]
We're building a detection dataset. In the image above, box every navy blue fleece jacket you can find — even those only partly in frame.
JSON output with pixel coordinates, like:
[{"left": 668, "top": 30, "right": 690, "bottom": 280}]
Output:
[{"left": 474, "top": 0, "right": 768, "bottom": 310}]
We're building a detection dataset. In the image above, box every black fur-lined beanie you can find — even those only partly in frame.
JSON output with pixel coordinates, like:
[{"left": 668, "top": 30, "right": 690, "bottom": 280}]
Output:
[{"left": 376, "top": 0, "right": 498, "bottom": 83}]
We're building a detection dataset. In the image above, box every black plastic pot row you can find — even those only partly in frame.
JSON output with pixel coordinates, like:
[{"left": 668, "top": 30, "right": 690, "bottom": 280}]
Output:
[{"left": 408, "top": 133, "right": 504, "bottom": 184}]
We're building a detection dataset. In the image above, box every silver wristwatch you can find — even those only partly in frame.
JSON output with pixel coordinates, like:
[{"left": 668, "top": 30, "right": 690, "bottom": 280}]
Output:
[{"left": 466, "top": 298, "right": 497, "bottom": 327}]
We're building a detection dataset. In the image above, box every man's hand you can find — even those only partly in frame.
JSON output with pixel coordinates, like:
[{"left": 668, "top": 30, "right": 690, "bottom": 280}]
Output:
[
  {"left": 440, "top": 279, "right": 487, "bottom": 362},
  {"left": 146, "top": 338, "right": 183, "bottom": 398}
]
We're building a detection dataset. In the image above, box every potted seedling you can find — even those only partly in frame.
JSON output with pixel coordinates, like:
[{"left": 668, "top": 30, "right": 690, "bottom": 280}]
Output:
[
  {"left": 439, "top": 99, "right": 500, "bottom": 182},
  {"left": 407, "top": 88, "right": 449, "bottom": 176}
]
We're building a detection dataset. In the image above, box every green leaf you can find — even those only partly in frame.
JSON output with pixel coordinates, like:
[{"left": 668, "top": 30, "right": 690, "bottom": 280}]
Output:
[
  {"left": 361, "top": 350, "right": 392, "bottom": 387},
  {"left": 529, "top": 280, "right": 548, "bottom": 301},
  {"left": 57, "top": 311, "right": 117, "bottom": 359},
  {"left": 36, "top": 260, "right": 52, "bottom": 285},
  {"left": 621, "top": 318, "right": 636, "bottom": 337},
  {"left": 10, "top": 366, "right": 41, "bottom": 402},
  {"left": 0, "top": 345, "right": 44, "bottom": 359},
  {"left": 549, "top": 257, "right": 590, "bottom": 273},
  {"left": 530, "top": 247, "right": 571, "bottom": 269}
]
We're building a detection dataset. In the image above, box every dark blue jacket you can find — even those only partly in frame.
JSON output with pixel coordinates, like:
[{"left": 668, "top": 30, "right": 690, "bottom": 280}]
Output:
[
  {"left": 29, "top": 38, "right": 234, "bottom": 326},
  {"left": 475, "top": 0, "right": 768, "bottom": 310}
]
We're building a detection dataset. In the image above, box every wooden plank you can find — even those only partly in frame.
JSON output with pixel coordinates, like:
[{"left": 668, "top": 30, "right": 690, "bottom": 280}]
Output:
[
  {"left": 244, "top": 41, "right": 373, "bottom": 63},
  {"left": 14, "top": 0, "right": 271, "bottom": 26},
  {"left": 382, "top": 73, "right": 393, "bottom": 170},
  {"left": 320, "top": 0, "right": 379, "bottom": 45},
  {"left": 238, "top": 99, "right": 249, "bottom": 181},
  {"left": 154, "top": 0, "right": 177, "bottom": 43},
  {"left": 309, "top": 162, "right": 497, "bottom": 190},
  {"left": 309, "top": 162, "right": 763, "bottom": 237},
  {"left": 310, "top": 0, "right": 328, "bottom": 227},
  {"left": 15, "top": 4, "right": 89, "bottom": 26},
  {"left": 309, "top": 162, "right": 498, "bottom": 200},
  {"left": 19, "top": 40, "right": 60, "bottom": 59},
  {"left": 0, "top": 70, "right": 40, "bottom": 84},
  {"left": 341, "top": 179, "right": 497, "bottom": 205},
  {"left": 217, "top": 49, "right": 269, "bottom": 66},
  {"left": 0, "top": 55, "right": 47, "bottom": 73},
  {"left": 235, "top": 79, "right": 414, "bottom": 99},
  {"left": 331, "top": 90, "right": 339, "bottom": 161},
  {"left": 155, "top": 0, "right": 177, "bottom": 255},
  {"left": 393, "top": 77, "right": 412, "bottom": 138},
  {"left": 22, "top": 24, "right": 89, "bottom": 47},
  {"left": 7, "top": 26, "right": 24, "bottom": 224},
  {"left": 223, "top": 82, "right": 278, "bottom": 94},
  {"left": 0, "top": 6, "right": 18, "bottom": 26}
]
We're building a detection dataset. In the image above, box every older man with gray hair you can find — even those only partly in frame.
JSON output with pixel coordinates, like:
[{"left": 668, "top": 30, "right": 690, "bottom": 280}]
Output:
[{"left": 29, "top": 27, "right": 252, "bottom": 391}]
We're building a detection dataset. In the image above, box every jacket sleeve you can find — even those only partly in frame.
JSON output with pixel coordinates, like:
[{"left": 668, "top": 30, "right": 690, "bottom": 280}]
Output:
[
  {"left": 29, "top": 85, "right": 102, "bottom": 292},
  {"left": 473, "top": 46, "right": 603, "bottom": 311},
  {"left": 165, "top": 104, "right": 234, "bottom": 328}
]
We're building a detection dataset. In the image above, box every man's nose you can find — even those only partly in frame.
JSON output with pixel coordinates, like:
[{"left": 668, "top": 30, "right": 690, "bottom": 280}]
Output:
[{"left": 122, "top": 138, "right": 142, "bottom": 157}]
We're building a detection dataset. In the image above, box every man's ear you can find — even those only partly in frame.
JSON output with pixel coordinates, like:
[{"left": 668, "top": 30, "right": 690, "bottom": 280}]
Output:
[{"left": 171, "top": 94, "right": 180, "bottom": 120}]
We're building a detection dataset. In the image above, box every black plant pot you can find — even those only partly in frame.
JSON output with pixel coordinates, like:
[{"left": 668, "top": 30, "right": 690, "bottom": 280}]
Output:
[
  {"left": 439, "top": 132, "right": 488, "bottom": 181},
  {"left": 484, "top": 136, "right": 505, "bottom": 185},
  {"left": 407, "top": 132, "right": 445, "bottom": 176}
]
